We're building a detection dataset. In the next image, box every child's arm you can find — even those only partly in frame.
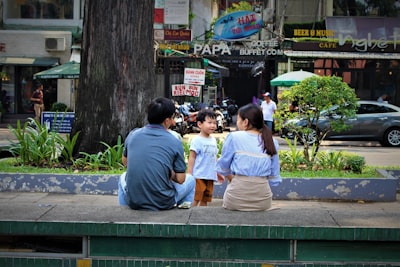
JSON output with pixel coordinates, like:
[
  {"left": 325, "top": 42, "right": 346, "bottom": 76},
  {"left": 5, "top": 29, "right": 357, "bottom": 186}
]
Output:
[{"left": 187, "top": 150, "right": 196, "bottom": 175}]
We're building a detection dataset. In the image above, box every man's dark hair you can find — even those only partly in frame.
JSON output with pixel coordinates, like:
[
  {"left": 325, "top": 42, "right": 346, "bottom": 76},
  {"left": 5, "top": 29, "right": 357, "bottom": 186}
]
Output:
[
  {"left": 196, "top": 109, "right": 216, "bottom": 123},
  {"left": 147, "top": 97, "right": 175, "bottom": 124}
]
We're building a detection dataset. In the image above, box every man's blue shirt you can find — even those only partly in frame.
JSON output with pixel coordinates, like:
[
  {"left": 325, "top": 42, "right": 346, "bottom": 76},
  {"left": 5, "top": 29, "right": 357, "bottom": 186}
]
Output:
[{"left": 124, "top": 124, "right": 186, "bottom": 210}]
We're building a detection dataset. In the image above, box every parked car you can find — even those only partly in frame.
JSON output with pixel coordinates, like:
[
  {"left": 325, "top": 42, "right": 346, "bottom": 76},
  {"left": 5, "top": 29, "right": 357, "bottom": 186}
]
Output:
[{"left": 281, "top": 100, "right": 400, "bottom": 147}]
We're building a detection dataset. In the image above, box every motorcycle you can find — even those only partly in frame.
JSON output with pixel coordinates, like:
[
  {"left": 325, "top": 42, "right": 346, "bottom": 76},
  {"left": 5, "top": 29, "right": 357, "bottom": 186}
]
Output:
[
  {"left": 221, "top": 98, "right": 238, "bottom": 125},
  {"left": 179, "top": 103, "right": 199, "bottom": 134},
  {"left": 212, "top": 105, "right": 227, "bottom": 133},
  {"left": 171, "top": 106, "right": 187, "bottom": 137}
]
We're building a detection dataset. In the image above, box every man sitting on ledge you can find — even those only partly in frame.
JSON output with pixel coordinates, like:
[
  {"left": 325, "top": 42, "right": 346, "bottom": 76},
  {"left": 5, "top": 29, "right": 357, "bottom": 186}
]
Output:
[{"left": 118, "top": 97, "right": 195, "bottom": 210}]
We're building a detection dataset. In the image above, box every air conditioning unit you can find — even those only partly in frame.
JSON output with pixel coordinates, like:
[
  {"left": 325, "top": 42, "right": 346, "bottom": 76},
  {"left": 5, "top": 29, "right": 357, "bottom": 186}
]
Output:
[{"left": 45, "top": 37, "right": 66, "bottom": 51}]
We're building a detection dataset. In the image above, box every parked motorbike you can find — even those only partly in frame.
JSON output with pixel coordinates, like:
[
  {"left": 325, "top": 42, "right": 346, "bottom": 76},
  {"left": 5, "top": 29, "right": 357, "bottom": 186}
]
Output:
[
  {"left": 212, "top": 105, "right": 227, "bottom": 133},
  {"left": 171, "top": 106, "right": 187, "bottom": 137},
  {"left": 220, "top": 98, "right": 238, "bottom": 125},
  {"left": 179, "top": 103, "right": 199, "bottom": 134}
]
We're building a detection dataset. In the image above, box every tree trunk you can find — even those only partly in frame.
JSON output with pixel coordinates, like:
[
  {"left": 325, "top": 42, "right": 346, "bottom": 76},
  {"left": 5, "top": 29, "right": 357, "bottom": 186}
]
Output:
[{"left": 72, "top": 0, "right": 156, "bottom": 155}]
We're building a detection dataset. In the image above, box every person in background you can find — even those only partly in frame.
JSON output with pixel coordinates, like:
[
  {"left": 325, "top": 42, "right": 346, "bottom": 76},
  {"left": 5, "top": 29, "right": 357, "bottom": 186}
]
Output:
[
  {"left": 187, "top": 109, "right": 224, "bottom": 207},
  {"left": 377, "top": 94, "right": 388, "bottom": 103},
  {"left": 30, "top": 82, "right": 44, "bottom": 123},
  {"left": 216, "top": 103, "right": 281, "bottom": 211},
  {"left": 289, "top": 98, "right": 299, "bottom": 113},
  {"left": 1, "top": 90, "right": 10, "bottom": 114},
  {"left": 260, "top": 92, "right": 277, "bottom": 131},
  {"left": 118, "top": 97, "right": 195, "bottom": 210}
]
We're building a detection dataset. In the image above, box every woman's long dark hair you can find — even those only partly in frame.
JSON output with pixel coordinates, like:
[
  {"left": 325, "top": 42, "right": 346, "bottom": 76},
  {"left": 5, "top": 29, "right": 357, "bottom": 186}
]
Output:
[{"left": 238, "top": 103, "right": 277, "bottom": 156}]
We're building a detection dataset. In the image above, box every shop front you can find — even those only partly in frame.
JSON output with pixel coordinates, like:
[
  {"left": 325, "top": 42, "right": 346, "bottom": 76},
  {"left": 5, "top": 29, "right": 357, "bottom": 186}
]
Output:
[
  {"left": 155, "top": 10, "right": 285, "bottom": 108},
  {"left": 283, "top": 17, "right": 400, "bottom": 106},
  {"left": 194, "top": 41, "right": 285, "bottom": 107},
  {"left": 0, "top": 30, "right": 72, "bottom": 115}
]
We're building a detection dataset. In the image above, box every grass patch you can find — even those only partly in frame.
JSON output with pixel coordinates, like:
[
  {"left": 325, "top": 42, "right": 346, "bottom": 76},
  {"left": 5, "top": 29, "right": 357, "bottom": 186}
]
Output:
[
  {"left": 0, "top": 158, "right": 122, "bottom": 175},
  {"left": 281, "top": 166, "right": 384, "bottom": 178},
  {"left": 1, "top": 157, "right": 398, "bottom": 178}
]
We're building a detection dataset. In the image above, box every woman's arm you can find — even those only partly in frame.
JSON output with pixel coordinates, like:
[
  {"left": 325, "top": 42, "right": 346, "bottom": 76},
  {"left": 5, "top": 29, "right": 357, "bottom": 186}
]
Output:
[{"left": 216, "top": 134, "right": 234, "bottom": 177}]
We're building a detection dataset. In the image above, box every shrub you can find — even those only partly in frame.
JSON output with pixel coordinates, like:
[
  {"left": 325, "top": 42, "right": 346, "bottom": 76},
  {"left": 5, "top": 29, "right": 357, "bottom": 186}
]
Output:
[
  {"left": 344, "top": 155, "right": 366, "bottom": 174},
  {"left": 50, "top": 102, "right": 70, "bottom": 112},
  {"left": 279, "top": 137, "right": 307, "bottom": 171},
  {"left": 317, "top": 150, "right": 346, "bottom": 171}
]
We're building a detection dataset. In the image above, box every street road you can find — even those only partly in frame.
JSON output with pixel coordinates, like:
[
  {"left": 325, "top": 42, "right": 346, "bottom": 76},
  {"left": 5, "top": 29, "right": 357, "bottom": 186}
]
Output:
[{"left": 185, "top": 130, "right": 400, "bottom": 167}]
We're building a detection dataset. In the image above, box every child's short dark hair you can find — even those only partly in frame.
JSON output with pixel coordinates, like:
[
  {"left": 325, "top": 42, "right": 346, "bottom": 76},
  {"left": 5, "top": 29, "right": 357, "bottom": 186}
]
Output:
[{"left": 196, "top": 109, "right": 216, "bottom": 122}]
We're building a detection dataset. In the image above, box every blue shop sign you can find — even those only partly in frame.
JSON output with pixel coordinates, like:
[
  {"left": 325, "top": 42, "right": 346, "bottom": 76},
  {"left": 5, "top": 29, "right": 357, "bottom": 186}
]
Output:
[
  {"left": 42, "top": 112, "right": 75, "bottom": 133},
  {"left": 213, "top": 11, "right": 263, "bottom": 40}
]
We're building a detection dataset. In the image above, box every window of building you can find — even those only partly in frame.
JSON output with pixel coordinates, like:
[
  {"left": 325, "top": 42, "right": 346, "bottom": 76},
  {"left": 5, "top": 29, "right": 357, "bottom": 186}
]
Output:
[{"left": 7, "top": 0, "right": 74, "bottom": 19}]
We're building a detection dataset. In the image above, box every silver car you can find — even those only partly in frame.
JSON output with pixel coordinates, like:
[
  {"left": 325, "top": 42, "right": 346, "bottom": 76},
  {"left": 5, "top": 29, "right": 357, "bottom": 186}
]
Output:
[{"left": 281, "top": 100, "right": 400, "bottom": 147}]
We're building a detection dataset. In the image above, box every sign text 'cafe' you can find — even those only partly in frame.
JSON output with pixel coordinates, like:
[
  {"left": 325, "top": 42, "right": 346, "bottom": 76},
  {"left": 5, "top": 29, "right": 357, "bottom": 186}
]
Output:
[{"left": 294, "top": 28, "right": 400, "bottom": 52}]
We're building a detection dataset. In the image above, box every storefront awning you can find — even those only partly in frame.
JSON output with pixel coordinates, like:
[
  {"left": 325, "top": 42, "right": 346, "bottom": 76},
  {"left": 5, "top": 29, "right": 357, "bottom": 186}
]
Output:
[
  {"left": 205, "top": 59, "right": 230, "bottom": 77},
  {"left": 34, "top": 61, "right": 80, "bottom": 79},
  {"left": 285, "top": 51, "right": 400, "bottom": 59},
  {"left": 0, "top": 57, "right": 59, "bottom": 66},
  {"left": 161, "top": 49, "right": 230, "bottom": 77}
]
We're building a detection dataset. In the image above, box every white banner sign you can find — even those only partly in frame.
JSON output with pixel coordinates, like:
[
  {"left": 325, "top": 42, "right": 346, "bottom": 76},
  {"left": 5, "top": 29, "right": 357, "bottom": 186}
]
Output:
[
  {"left": 184, "top": 68, "right": 206, "bottom": 85},
  {"left": 164, "top": 0, "right": 189, "bottom": 25},
  {"left": 172, "top": 84, "right": 201, "bottom": 97}
]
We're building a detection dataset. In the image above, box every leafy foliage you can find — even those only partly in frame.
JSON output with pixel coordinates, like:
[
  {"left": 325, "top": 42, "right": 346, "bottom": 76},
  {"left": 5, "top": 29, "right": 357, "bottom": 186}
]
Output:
[
  {"left": 8, "top": 119, "right": 60, "bottom": 167},
  {"left": 6, "top": 120, "right": 366, "bottom": 175},
  {"left": 7, "top": 119, "right": 123, "bottom": 171},
  {"left": 50, "top": 102, "right": 69, "bottom": 112},
  {"left": 275, "top": 75, "right": 359, "bottom": 164},
  {"left": 343, "top": 155, "right": 366, "bottom": 174},
  {"left": 278, "top": 137, "right": 366, "bottom": 174},
  {"left": 278, "top": 137, "right": 307, "bottom": 171}
]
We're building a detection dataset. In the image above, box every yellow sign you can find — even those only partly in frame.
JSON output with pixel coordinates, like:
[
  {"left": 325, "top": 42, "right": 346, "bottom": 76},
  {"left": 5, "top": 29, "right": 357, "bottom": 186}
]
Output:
[
  {"left": 293, "top": 29, "right": 335, "bottom": 37},
  {"left": 159, "top": 43, "right": 190, "bottom": 51},
  {"left": 77, "top": 258, "right": 91, "bottom": 267}
]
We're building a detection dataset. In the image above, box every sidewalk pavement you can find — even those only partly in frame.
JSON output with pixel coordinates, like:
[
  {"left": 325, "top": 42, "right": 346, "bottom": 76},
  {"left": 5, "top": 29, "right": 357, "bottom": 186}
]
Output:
[
  {"left": 0, "top": 191, "right": 399, "bottom": 227},
  {"left": 0, "top": 128, "right": 16, "bottom": 149}
]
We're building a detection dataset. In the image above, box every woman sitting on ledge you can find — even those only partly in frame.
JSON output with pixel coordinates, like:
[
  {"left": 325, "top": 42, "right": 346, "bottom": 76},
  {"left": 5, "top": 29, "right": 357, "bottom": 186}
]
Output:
[{"left": 216, "top": 103, "right": 281, "bottom": 211}]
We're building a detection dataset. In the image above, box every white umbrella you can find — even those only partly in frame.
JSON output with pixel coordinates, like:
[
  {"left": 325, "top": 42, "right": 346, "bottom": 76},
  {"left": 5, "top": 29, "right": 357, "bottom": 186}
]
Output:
[{"left": 270, "top": 70, "right": 317, "bottom": 87}]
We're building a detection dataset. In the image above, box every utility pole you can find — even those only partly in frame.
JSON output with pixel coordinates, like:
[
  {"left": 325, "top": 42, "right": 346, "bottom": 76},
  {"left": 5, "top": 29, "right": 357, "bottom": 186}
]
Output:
[{"left": 278, "top": 0, "right": 288, "bottom": 39}]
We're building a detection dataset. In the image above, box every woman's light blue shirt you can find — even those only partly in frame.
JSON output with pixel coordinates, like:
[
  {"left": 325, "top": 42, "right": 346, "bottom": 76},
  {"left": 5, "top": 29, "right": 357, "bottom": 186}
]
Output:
[{"left": 216, "top": 131, "right": 281, "bottom": 186}]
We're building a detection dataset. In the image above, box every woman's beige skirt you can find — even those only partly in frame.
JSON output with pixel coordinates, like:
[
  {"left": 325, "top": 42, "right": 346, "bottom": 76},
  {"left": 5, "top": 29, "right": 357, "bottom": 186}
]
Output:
[{"left": 223, "top": 175, "right": 272, "bottom": 211}]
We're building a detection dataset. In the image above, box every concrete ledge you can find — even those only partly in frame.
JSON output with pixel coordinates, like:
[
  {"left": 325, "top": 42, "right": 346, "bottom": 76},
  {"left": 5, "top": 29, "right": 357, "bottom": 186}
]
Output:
[
  {"left": 0, "top": 171, "right": 398, "bottom": 201},
  {"left": 0, "top": 173, "right": 119, "bottom": 195},
  {"left": 377, "top": 169, "right": 400, "bottom": 191}
]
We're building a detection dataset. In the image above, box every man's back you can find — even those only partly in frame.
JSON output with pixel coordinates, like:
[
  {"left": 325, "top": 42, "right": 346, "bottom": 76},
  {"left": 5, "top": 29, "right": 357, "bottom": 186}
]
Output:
[{"left": 124, "top": 125, "right": 186, "bottom": 210}]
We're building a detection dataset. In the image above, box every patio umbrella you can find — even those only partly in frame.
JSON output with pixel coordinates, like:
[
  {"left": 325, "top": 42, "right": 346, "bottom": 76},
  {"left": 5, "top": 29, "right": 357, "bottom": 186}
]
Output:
[
  {"left": 270, "top": 70, "right": 317, "bottom": 87},
  {"left": 34, "top": 61, "right": 80, "bottom": 79}
]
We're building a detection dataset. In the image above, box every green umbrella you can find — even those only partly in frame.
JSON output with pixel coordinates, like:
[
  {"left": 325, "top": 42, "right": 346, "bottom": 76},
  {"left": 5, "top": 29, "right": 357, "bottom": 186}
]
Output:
[
  {"left": 270, "top": 70, "right": 317, "bottom": 87},
  {"left": 34, "top": 61, "right": 80, "bottom": 79}
]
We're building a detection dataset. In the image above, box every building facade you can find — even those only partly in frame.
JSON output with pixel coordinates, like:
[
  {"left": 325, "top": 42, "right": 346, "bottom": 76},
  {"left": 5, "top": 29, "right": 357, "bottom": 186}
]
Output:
[
  {"left": 0, "top": 0, "right": 83, "bottom": 115},
  {"left": 2, "top": 0, "right": 400, "bottom": 117}
]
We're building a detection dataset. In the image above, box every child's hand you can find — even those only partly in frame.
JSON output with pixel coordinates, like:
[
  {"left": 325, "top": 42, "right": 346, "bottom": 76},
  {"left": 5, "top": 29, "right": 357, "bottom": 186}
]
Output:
[{"left": 217, "top": 173, "right": 225, "bottom": 183}]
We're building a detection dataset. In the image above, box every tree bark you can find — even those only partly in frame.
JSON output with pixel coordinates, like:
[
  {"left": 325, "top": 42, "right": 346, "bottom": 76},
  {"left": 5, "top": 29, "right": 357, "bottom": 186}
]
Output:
[{"left": 72, "top": 0, "right": 156, "bottom": 155}]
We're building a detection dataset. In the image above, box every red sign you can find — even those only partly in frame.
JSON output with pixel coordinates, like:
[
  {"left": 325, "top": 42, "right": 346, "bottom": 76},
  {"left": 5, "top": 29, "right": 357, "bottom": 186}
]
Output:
[
  {"left": 0, "top": 43, "right": 6, "bottom": 52},
  {"left": 154, "top": 8, "right": 164, "bottom": 24},
  {"left": 172, "top": 84, "right": 201, "bottom": 97}
]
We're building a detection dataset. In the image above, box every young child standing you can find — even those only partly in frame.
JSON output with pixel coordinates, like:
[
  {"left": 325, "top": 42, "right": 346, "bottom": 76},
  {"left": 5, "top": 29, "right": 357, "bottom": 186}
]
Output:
[{"left": 187, "top": 109, "right": 224, "bottom": 207}]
